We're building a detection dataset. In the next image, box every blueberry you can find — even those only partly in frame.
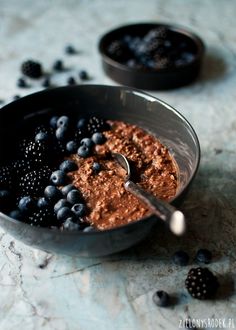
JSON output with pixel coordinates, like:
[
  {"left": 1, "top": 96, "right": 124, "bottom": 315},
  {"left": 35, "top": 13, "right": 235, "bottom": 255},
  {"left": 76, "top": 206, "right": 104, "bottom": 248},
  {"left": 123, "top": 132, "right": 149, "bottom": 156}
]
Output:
[
  {"left": 66, "top": 140, "right": 78, "bottom": 153},
  {"left": 80, "top": 137, "right": 94, "bottom": 148},
  {"left": 79, "top": 70, "right": 89, "bottom": 80},
  {"left": 13, "top": 95, "right": 20, "bottom": 100},
  {"left": 61, "top": 184, "right": 76, "bottom": 196},
  {"left": 77, "top": 145, "right": 91, "bottom": 158},
  {"left": 92, "top": 162, "right": 101, "bottom": 174},
  {"left": 91, "top": 132, "right": 106, "bottom": 145},
  {"left": 77, "top": 118, "right": 87, "bottom": 129},
  {"left": 53, "top": 59, "right": 63, "bottom": 71},
  {"left": 152, "top": 290, "right": 170, "bottom": 307},
  {"left": 57, "top": 206, "right": 73, "bottom": 222},
  {"left": 55, "top": 126, "right": 68, "bottom": 141},
  {"left": 18, "top": 196, "right": 35, "bottom": 213},
  {"left": 63, "top": 217, "right": 80, "bottom": 230},
  {"left": 17, "top": 77, "right": 28, "bottom": 88},
  {"left": 195, "top": 249, "right": 212, "bottom": 264},
  {"left": 67, "top": 77, "right": 76, "bottom": 85},
  {"left": 44, "top": 185, "right": 62, "bottom": 201},
  {"left": 50, "top": 170, "right": 67, "bottom": 186},
  {"left": 54, "top": 199, "right": 70, "bottom": 213},
  {"left": 50, "top": 116, "right": 59, "bottom": 128},
  {"left": 57, "top": 116, "right": 69, "bottom": 128},
  {"left": 9, "top": 209, "right": 23, "bottom": 220},
  {"left": 59, "top": 160, "right": 78, "bottom": 172},
  {"left": 172, "top": 250, "right": 189, "bottom": 266},
  {"left": 71, "top": 203, "right": 86, "bottom": 217},
  {"left": 65, "top": 45, "right": 77, "bottom": 55},
  {"left": 67, "top": 189, "right": 82, "bottom": 204},
  {"left": 35, "top": 132, "right": 49, "bottom": 143},
  {"left": 37, "top": 197, "right": 50, "bottom": 208},
  {"left": 83, "top": 226, "right": 95, "bottom": 232}
]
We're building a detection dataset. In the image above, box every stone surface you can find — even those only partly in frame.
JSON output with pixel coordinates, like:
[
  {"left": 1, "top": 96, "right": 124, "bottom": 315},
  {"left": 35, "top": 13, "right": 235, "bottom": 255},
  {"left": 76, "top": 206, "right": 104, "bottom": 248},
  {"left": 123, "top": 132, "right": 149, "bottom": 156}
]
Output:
[{"left": 0, "top": 0, "right": 236, "bottom": 329}]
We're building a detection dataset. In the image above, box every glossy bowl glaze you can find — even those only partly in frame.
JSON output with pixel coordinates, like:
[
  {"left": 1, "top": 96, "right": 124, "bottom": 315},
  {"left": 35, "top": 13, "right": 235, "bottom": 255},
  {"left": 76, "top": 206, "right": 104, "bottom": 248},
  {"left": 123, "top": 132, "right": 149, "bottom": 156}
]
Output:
[
  {"left": 0, "top": 85, "right": 200, "bottom": 256},
  {"left": 98, "top": 22, "right": 205, "bottom": 90}
]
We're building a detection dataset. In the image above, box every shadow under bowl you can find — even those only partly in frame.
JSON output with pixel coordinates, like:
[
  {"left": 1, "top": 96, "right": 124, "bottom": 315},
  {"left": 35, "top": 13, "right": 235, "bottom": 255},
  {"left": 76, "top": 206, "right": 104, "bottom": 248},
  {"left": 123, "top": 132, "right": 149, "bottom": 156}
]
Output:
[{"left": 0, "top": 85, "right": 200, "bottom": 256}]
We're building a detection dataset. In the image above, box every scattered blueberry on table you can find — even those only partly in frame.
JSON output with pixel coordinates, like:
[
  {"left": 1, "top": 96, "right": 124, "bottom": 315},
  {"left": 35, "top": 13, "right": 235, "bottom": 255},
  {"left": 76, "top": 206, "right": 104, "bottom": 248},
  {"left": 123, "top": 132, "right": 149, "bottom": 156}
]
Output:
[{"left": 152, "top": 290, "right": 170, "bottom": 307}]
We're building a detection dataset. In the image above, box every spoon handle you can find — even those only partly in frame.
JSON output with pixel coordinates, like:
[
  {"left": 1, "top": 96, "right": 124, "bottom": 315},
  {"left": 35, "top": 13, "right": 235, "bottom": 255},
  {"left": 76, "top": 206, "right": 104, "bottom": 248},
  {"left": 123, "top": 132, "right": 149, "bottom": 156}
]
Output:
[{"left": 125, "top": 180, "right": 186, "bottom": 236}]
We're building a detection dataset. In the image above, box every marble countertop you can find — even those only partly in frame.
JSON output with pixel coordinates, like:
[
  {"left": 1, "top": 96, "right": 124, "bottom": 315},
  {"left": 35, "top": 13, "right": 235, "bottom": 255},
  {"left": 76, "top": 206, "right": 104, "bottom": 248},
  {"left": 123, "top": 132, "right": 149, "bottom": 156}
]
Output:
[{"left": 0, "top": 1, "right": 236, "bottom": 329}]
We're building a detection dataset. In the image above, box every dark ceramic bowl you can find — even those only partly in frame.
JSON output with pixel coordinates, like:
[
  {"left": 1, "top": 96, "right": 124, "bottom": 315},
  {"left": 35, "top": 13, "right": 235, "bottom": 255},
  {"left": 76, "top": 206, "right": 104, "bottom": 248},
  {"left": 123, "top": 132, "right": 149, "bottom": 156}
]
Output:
[
  {"left": 98, "top": 23, "right": 205, "bottom": 90},
  {"left": 0, "top": 85, "right": 200, "bottom": 257}
]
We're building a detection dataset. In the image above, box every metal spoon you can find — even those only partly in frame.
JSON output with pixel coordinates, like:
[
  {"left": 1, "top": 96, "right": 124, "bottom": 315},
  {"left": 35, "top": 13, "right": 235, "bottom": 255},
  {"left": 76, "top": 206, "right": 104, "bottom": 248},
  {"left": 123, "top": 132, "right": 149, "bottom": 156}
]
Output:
[{"left": 113, "top": 153, "right": 186, "bottom": 236}]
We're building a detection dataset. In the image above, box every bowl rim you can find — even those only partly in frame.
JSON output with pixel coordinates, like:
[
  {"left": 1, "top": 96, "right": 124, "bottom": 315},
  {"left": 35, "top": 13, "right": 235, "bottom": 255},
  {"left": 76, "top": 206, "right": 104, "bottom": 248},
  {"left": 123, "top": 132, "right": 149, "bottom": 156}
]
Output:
[
  {"left": 0, "top": 84, "right": 201, "bottom": 236},
  {"left": 98, "top": 21, "right": 205, "bottom": 74}
]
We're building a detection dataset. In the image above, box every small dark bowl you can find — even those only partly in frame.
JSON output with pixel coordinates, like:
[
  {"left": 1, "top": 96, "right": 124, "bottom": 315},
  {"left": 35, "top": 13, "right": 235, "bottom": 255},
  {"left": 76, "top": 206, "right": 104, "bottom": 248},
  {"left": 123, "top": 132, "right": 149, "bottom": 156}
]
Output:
[
  {"left": 98, "top": 22, "right": 205, "bottom": 90},
  {"left": 0, "top": 85, "right": 200, "bottom": 257}
]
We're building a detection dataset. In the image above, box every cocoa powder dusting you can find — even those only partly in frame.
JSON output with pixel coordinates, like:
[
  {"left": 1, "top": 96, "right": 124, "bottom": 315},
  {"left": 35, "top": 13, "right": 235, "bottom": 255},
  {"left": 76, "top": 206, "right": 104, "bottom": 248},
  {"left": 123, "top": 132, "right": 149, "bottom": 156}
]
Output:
[{"left": 67, "top": 120, "right": 178, "bottom": 230}]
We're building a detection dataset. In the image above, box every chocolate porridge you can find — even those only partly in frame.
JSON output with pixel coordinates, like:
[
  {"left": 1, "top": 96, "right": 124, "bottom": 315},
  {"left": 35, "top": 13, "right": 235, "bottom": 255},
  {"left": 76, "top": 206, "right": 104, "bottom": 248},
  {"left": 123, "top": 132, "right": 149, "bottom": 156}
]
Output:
[{"left": 68, "top": 120, "right": 178, "bottom": 230}]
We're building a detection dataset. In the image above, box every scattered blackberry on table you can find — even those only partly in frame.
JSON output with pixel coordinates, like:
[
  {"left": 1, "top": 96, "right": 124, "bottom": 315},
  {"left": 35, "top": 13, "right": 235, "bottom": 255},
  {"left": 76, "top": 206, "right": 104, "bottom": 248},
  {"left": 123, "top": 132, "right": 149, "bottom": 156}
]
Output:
[
  {"left": 71, "top": 203, "right": 86, "bottom": 217},
  {"left": 59, "top": 160, "right": 78, "bottom": 173},
  {"left": 27, "top": 207, "right": 56, "bottom": 227},
  {"left": 185, "top": 267, "right": 219, "bottom": 299},
  {"left": 17, "top": 77, "right": 28, "bottom": 88},
  {"left": 19, "top": 166, "right": 52, "bottom": 198},
  {"left": 172, "top": 250, "right": 189, "bottom": 266},
  {"left": 0, "top": 165, "right": 13, "bottom": 189},
  {"left": 50, "top": 170, "right": 68, "bottom": 186},
  {"left": 152, "top": 290, "right": 170, "bottom": 307},
  {"left": 67, "top": 189, "right": 82, "bottom": 204},
  {"left": 195, "top": 249, "right": 212, "bottom": 264},
  {"left": 44, "top": 185, "right": 62, "bottom": 202},
  {"left": 53, "top": 59, "right": 64, "bottom": 71},
  {"left": 21, "top": 60, "right": 43, "bottom": 78}
]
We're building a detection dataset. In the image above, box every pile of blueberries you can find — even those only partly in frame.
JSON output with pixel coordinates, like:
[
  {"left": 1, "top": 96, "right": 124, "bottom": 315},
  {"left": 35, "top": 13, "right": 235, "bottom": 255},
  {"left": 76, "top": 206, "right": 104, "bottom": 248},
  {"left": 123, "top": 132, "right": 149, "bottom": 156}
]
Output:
[
  {"left": 0, "top": 114, "right": 110, "bottom": 231},
  {"left": 107, "top": 26, "right": 196, "bottom": 70}
]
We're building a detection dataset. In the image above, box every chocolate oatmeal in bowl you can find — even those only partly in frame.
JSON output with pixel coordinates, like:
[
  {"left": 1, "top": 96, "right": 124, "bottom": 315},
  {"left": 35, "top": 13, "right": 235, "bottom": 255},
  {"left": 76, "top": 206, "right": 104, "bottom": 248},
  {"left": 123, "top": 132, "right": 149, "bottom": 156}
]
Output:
[{"left": 0, "top": 85, "right": 200, "bottom": 256}]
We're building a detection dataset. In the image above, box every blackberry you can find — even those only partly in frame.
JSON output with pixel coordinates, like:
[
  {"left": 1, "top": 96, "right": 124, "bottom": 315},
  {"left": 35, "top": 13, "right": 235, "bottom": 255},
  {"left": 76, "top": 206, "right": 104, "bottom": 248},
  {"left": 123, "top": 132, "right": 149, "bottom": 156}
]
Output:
[
  {"left": 87, "top": 116, "right": 110, "bottom": 134},
  {"left": 35, "top": 124, "right": 54, "bottom": 136},
  {"left": 19, "top": 166, "right": 52, "bottom": 197},
  {"left": 21, "top": 60, "right": 43, "bottom": 79},
  {"left": 12, "top": 159, "right": 33, "bottom": 176},
  {"left": 24, "top": 140, "right": 50, "bottom": 165},
  {"left": 27, "top": 207, "right": 56, "bottom": 227},
  {"left": 185, "top": 267, "right": 219, "bottom": 299},
  {"left": 0, "top": 165, "right": 13, "bottom": 189}
]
